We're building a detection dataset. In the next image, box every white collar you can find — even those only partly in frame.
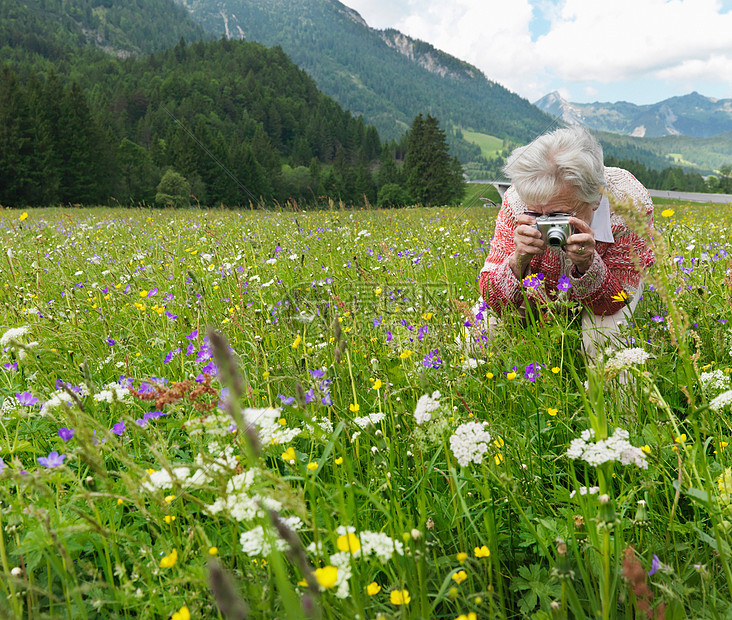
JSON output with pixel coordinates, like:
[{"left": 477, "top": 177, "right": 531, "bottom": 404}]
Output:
[{"left": 590, "top": 195, "right": 614, "bottom": 243}]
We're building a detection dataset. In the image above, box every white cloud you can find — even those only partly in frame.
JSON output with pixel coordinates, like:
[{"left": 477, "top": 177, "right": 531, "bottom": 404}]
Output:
[
  {"left": 342, "top": 0, "right": 732, "bottom": 103},
  {"left": 534, "top": 0, "right": 732, "bottom": 83},
  {"left": 655, "top": 53, "right": 732, "bottom": 85}
]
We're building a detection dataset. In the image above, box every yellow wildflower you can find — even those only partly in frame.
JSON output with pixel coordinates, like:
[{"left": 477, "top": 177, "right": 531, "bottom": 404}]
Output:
[
  {"left": 337, "top": 532, "right": 361, "bottom": 553},
  {"left": 366, "top": 582, "right": 381, "bottom": 595},
  {"left": 474, "top": 545, "right": 490, "bottom": 558},
  {"left": 171, "top": 606, "right": 190, "bottom": 620},
  {"left": 452, "top": 570, "right": 468, "bottom": 584},
  {"left": 159, "top": 549, "right": 178, "bottom": 569},
  {"left": 390, "top": 589, "right": 411, "bottom": 605},
  {"left": 314, "top": 566, "right": 338, "bottom": 589}
]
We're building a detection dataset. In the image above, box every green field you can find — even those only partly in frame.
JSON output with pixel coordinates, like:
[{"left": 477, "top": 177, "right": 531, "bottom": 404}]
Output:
[
  {"left": 461, "top": 130, "right": 504, "bottom": 159},
  {"left": 1, "top": 201, "right": 732, "bottom": 618}
]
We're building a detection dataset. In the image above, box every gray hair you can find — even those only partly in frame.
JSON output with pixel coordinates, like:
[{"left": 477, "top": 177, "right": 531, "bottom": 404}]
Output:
[{"left": 503, "top": 126, "right": 606, "bottom": 206}]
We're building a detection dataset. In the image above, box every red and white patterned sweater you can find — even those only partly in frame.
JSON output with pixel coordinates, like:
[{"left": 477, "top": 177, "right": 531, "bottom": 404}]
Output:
[{"left": 479, "top": 167, "right": 655, "bottom": 316}]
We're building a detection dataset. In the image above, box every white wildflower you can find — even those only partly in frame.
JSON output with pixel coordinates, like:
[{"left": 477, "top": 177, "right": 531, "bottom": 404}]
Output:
[
  {"left": 241, "top": 407, "right": 301, "bottom": 445},
  {"left": 39, "top": 390, "right": 75, "bottom": 416},
  {"left": 304, "top": 416, "right": 334, "bottom": 435},
  {"left": 566, "top": 427, "right": 648, "bottom": 469},
  {"left": 700, "top": 370, "right": 730, "bottom": 395},
  {"left": 353, "top": 412, "right": 386, "bottom": 429},
  {"left": 328, "top": 551, "right": 353, "bottom": 598},
  {"left": 606, "top": 347, "right": 651, "bottom": 371},
  {"left": 359, "top": 531, "right": 404, "bottom": 562},
  {"left": 710, "top": 390, "right": 732, "bottom": 412},
  {"left": 414, "top": 391, "right": 442, "bottom": 425},
  {"left": 569, "top": 486, "right": 600, "bottom": 499},
  {"left": 449, "top": 421, "right": 492, "bottom": 467},
  {"left": 93, "top": 383, "right": 131, "bottom": 403},
  {"left": 1, "top": 326, "right": 29, "bottom": 346},
  {"left": 141, "top": 467, "right": 193, "bottom": 492},
  {"left": 461, "top": 358, "right": 484, "bottom": 371},
  {"left": 239, "top": 516, "right": 303, "bottom": 557}
]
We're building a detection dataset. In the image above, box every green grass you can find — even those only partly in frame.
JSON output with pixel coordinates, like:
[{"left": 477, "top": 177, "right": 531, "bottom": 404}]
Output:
[
  {"left": 461, "top": 183, "right": 501, "bottom": 208},
  {"left": 461, "top": 129, "right": 504, "bottom": 159},
  {"left": 1, "top": 201, "right": 731, "bottom": 618}
]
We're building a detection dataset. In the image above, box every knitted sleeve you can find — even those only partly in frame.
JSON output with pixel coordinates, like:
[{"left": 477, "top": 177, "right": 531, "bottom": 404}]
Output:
[
  {"left": 478, "top": 189, "right": 526, "bottom": 313},
  {"left": 568, "top": 168, "right": 655, "bottom": 315}
]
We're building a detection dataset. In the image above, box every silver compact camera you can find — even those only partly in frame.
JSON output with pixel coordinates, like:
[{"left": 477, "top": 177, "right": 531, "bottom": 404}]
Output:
[{"left": 532, "top": 213, "right": 573, "bottom": 249}]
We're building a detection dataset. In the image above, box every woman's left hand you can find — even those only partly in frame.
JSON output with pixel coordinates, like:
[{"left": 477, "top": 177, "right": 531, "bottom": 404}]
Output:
[{"left": 566, "top": 217, "right": 596, "bottom": 274}]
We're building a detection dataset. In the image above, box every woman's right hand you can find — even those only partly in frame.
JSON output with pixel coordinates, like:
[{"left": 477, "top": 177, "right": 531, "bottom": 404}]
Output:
[{"left": 509, "top": 214, "right": 546, "bottom": 279}]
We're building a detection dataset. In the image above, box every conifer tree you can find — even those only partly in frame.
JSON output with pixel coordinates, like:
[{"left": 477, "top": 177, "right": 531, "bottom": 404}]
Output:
[{"left": 403, "top": 113, "right": 465, "bottom": 206}]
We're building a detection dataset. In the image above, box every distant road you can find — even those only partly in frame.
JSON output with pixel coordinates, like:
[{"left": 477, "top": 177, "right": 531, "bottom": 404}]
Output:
[
  {"left": 647, "top": 189, "right": 732, "bottom": 204},
  {"left": 469, "top": 180, "right": 732, "bottom": 205}
]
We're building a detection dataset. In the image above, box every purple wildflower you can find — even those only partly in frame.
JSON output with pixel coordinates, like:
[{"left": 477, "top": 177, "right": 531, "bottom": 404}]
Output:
[
  {"left": 279, "top": 395, "right": 296, "bottom": 406},
  {"left": 522, "top": 273, "right": 543, "bottom": 290},
  {"left": 111, "top": 420, "right": 126, "bottom": 436},
  {"left": 648, "top": 554, "right": 661, "bottom": 576},
  {"left": 386, "top": 330, "right": 392, "bottom": 342},
  {"left": 107, "top": 338, "right": 116, "bottom": 346},
  {"left": 165, "top": 309, "right": 178, "bottom": 320},
  {"left": 58, "top": 427, "right": 75, "bottom": 442},
  {"left": 201, "top": 361, "right": 218, "bottom": 376},
  {"left": 186, "top": 329, "right": 199, "bottom": 340},
  {"left": 16, "top": 392, "right": 39, "bottom": 406},
  {"left": 38, "top": 451, "right": 66, "bottom": 468},
  {"left": 557, "top": 275, "right": 572, "bottom": 291},
  {"left": 524, "top": 362, "right": 538, "bottom": 382},
  {"left": 422, "top": 348, "right": 443, "bottom": 369},
  {"left": 163, "top": 348, "right": 180, "bottom": 363}
]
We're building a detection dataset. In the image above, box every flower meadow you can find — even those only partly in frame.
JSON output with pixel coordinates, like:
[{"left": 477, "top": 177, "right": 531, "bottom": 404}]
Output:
[{"left": 1, "top": 200, "right": 732, "bottom": 619}]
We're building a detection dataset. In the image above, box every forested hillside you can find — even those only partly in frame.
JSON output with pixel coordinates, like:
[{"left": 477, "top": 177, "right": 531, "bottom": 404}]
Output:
[
  {"left": 0, "top": 0, "right": 208, "bottom": 64},
  {"left": 0, "top": 36, "right": 393, "bottom": 207},
  {"left": 175, "top": 0, "right": 554, "bottom": 145}
]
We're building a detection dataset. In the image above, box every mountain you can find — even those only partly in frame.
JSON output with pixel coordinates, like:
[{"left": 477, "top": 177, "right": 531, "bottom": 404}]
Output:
[
  {"left": 1, "top": 4, "right": 390, "bottom": 208},
  {"left": 0, "top": 0, "right": 209, "bottom": 64},
  {"left": 534, "top": 91, "right": 732, "bottom": 139},
  {"left": 172, "top": 0, "right": 555, "bottom": 144}
]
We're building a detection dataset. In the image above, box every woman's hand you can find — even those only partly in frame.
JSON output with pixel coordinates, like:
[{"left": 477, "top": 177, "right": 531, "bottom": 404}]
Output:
[
  {"left": 566, "top": 217, "right": 596, "bottom": 274},
  {"left": 509, "top": 213, "right": 546, "bottom": 279}
]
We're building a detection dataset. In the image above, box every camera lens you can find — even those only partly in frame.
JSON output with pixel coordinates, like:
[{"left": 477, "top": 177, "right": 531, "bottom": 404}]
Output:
[{"left": 546, "top": 226, "right": 567, "bottom": 247}]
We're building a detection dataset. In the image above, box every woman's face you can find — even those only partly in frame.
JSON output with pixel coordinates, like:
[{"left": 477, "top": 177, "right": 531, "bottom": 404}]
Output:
[{"left": 524, "top": 184, "right": 595, "bottom": 226}]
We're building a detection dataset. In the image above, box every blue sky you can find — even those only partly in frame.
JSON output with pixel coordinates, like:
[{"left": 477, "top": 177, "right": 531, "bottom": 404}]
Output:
[{"left": 342, "top": 0, "right": 732, "bottom": 105}]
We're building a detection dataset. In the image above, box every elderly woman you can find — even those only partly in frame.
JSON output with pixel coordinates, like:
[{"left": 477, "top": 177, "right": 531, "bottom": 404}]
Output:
[{"left": 478, "top": 126, "right": 655, "bottom": 357}]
